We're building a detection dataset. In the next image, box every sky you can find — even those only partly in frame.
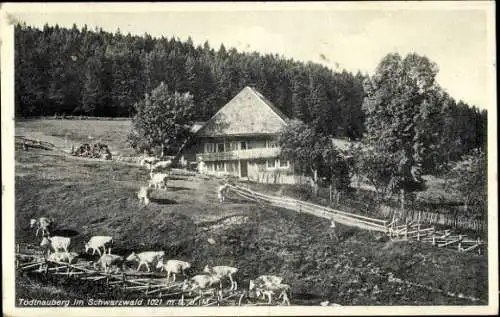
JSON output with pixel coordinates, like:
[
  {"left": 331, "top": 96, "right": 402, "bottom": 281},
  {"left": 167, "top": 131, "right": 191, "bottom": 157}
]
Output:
[{"left": 2, "top": 2, "right": 495, "bottom": 110}]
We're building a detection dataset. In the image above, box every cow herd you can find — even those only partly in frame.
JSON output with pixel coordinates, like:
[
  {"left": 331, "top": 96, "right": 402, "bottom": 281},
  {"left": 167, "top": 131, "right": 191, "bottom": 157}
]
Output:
[
  {"left": 26, "top": 156, "right": 290, "bottom": 305},
  {"left": 27, "top": 217, "right": 290, "bottom": 305},
  {"left": 136, "top": 156, "right": 172, "bottom": 206}
]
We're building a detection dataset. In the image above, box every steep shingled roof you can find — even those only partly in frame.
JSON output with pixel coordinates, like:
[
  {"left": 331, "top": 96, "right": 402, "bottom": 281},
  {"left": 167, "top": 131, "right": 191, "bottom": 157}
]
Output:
[{"left": 197, "top": 87, "right": 289, "bottom": 137}]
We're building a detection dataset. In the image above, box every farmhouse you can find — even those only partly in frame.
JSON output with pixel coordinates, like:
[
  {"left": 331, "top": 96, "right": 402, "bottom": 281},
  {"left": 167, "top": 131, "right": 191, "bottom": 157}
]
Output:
[{"left": 192, "top": 87, "right": 304, "bottom": 184}]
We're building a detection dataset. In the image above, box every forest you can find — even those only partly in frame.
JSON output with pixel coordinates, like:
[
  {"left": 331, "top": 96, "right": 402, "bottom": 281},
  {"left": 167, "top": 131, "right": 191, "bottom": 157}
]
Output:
[{"left": 15, "top": 23, "right": 486, "bottom": 169}]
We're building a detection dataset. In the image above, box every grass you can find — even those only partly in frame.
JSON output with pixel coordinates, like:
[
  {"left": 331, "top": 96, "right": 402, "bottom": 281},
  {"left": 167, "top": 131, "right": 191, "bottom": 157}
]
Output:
[
  {"left": 14, "top": 147, "right": 488, "bottom": 306},
  {"left": 15, "top": 119, "right": 134, "bottom": 156},
  {"left": 236, "top": 174, "right": 486, "bottom": 236}
]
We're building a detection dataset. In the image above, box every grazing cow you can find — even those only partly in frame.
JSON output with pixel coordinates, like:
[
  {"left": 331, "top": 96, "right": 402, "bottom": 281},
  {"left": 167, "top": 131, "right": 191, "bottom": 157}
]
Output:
[
  {"left": 126, "top": 251, "right": 165, "bottom": 272},
  {"left": 249, "top": 275, "right": 290, "bottom": 305},
  {"left": 260, "top": 283, "right": 291, "bottom": 305},
  {"left": 149, "top": 173, "right": 169, "bottom": 189},
  {"left": 328, "top": 218, "right": 339, "bottom": 241},
  {"left": 84, "top": 236, "right": 113, "bottom": 256},
  {"left": 203, "top": 265, "right": 238, "bottom": 290},
  {"left": 140, "top": 156, "right": 159, "bottom": 167},
  {"left": 137, "top": 186, "right": 152, "bottom": 205},
  {"left": 30, "top": 217, "right": 55, "bottom": 237},
  {"left": 152, "top": 160, "right": 172, "bottom": 172},
  {"left": 47, "top": 251, "right": 79, "bottom": 264},
  {"left": 156, "top": 259, "right": 191, "bottom": 282},
  {"left": 182, "top": 274, "right": 222, "bottom": 298},
  {"left": 40, "top": 236, "right": 71, "bottom": 255},
  {"left": 93, "top": 254, "right": 124, "bottom": 273},
  {"left": 249, "top": 275, "right": 283, "bottom": 300}
]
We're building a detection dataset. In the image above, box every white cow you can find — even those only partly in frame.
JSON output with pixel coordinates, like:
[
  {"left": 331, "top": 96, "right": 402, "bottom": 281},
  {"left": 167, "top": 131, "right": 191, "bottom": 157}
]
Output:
[
  {"left": 217, "top": 184, "right": 229, "bottom": 203},
  {"left": 249, "top": 275, "right": 290, "bottom": 305},
  {"left": 30, "top": 217, "right": 55, "bottom": 237},
  {"left": 47, "top": 251, "right": 79, "bottom": 264},
  {"left": 126, "top": 251, "right": 165, "bottom": 272},
  {"left": 93, "top": 254, "right": 125, "bottom": 273},
  {"left": 261, "top": 283, "right": 290, "bottom": 305},
  {"left": 137, "top": 186, "right": 151, "bottom": 205},
  {"left": 203, "top": 265, "right": 238, "bottom": 290},
  {"left": 40, "top": 236, "right": 71, "bottom": 255},
  {"left": 149, "top": 173, "right": 169, "bottom": 189},
  {"left": 140, "top": 156, "right": 159, "bottom": 167},
  {"left": 156, "top": 259, "right": 191, "bottom": 282},
  {"left": 85, "top": 236, "right": 113, "bottom": 256},
  {"left": 152, "top": 160, "right": 172, "bottom": 171},
  {"left": 182, "top": 274, "right": 222, "bottom": 298}
]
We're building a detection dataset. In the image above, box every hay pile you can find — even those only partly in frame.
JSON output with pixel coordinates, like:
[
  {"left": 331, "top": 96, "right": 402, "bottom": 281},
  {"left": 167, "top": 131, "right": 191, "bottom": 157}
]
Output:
[{"left": 72, "top": 143, "right": 112, "bottom": 160}]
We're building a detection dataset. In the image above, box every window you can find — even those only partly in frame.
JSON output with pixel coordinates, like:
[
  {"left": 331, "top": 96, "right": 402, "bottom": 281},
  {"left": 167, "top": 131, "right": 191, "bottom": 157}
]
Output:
[
  {"left": 215, "top": 162, "right": 225, "bottom": 171},
  {"left": 267, "top": 140, "right": 279, "bottom": 148},
  {"left": 279, "top": 160, "right": 290, "bottom": 168},
  {"left": 228, "top": 142, "right": 239, "bottom": 151},
  {"left": 240, "top": 141, "right": 247, "bottom": 150},
  {"left": 217, "top": 143, "right": 225, "bottom": 152},
  {"left": 267, "top": 159, "right": 289, "bottom": 170},
  {"left": 266, "top": 159, "right": 276, "bottom": 169},
  {"left": 205, "top": 143, "right": 215, "bottom": 153}
]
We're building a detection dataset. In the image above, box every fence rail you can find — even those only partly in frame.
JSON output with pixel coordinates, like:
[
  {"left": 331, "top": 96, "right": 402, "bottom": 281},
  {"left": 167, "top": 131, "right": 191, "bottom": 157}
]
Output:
[
  {"left": 226, "top": 184, "right": 486, "bottom": 254},
  {"left": 15, "top": 136, "right": 55, "bottom": 151},
  {"left": 376, "top": 204, "right": 486, "bottom": 234},
  {"left": 227, "top": 184, "right": 387, "bottom": 232}
]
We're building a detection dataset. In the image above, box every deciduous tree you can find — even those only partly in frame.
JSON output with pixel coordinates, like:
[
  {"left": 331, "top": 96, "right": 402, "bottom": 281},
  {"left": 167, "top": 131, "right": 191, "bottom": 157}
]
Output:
[
  {"left": 129, "top": 82, "right": 195, "bottom": 158},
  {"left": 446, "top": 149, "right": 487, "bottom": 216}
]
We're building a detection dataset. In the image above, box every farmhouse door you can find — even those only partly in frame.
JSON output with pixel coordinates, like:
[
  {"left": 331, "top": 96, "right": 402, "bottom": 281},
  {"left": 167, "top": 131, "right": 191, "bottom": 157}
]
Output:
[{"left": 240, "top": 160, "right": 248, "bottom": 177}]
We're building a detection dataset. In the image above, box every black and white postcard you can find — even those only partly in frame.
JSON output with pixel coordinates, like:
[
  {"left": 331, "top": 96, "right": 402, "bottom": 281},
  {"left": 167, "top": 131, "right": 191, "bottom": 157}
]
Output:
[{"left": 1, "top": 2, "right": 497, "bottom": 316}]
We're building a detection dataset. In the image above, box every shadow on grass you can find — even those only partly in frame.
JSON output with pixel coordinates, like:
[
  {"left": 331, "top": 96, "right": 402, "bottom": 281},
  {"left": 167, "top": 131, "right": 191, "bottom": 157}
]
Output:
[
  {"left": 168, "top": 176, "right": 186, "bottom": 181},
  {"left": 167, "top": 186, "right": 191, "bottom": 192},
  {"left": 51, "top": 229, "right": 80, "bottom": 237},
  {"left": 224, "top": 197, "right": 255, "bottom": 204},
  {"left": 151, "top": 198, "right": 178, "bottom": 205}
]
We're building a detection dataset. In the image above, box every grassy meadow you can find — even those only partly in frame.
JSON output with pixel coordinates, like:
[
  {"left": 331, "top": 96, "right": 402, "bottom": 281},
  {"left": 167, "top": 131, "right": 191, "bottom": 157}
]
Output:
[
  {"left": 13, "top": 119, "right": 488, "bottom": 305},
  {"left": 15, "top": 119, "right": 134, "bottom": 156}
]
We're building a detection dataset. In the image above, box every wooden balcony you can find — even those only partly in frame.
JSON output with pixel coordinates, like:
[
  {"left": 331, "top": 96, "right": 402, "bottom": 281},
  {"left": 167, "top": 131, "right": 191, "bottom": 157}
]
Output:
[{"left": 196, "top": 147, "right": 280, "bottom": 162}]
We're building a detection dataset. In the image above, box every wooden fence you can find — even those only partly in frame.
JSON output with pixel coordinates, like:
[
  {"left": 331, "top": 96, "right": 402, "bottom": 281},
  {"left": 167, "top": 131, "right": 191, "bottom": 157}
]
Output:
[
  {"left": 226, "top": 185, "right": 486, "bottom": 254},
  {"left": 252, "top": 173, "right": 311, "bottom": 185},
  {"left": 377, "top": 205, "right": 487, "bottom": 234},
  {"left": 227, "top": 184, "right": 388, "bottom": 232},
  {"left": 16, "top": 241, "right": 485, "bottom": 305},
  {"left": 15, "top": 136, "right": 55, "bottom": 151}
]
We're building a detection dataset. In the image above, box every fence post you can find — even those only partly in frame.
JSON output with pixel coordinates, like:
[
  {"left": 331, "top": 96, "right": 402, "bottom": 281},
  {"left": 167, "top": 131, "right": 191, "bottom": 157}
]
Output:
[
  {"left": 400, "top": 189, "right": 405, "bottom": 218},
  {"left": 405, "top": 219, "right": 408, "bottom": 240},
  {"left": 329, "top": 184, "right": 332, "bottom": 204},
  {"left": 395, "top": 218, "right": 399, "bottom": 239},
  {"left": 417, "top": 224, "right": 420, "bottom": 241},
  {"left": 458, "top": 234, "right": 462, "bottom": 252},
  {"left": 432, "top": 233, "right": 436, "bottom": 246},
  {"left": 122, "top": 272, "right": 126, "bottom": 291}
]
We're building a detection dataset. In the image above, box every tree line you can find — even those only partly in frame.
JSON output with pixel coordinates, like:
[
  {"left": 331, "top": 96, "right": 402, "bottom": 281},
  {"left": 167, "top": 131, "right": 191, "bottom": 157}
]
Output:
[{"left": 15, "top": 23, "right": 365, "bottom": 139}]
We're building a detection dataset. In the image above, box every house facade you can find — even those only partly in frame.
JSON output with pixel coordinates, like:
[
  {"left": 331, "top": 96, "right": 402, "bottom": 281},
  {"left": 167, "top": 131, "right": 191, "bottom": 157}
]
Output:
[{"left": 193, "top": 87, "right": 306, "bottom": 184}]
